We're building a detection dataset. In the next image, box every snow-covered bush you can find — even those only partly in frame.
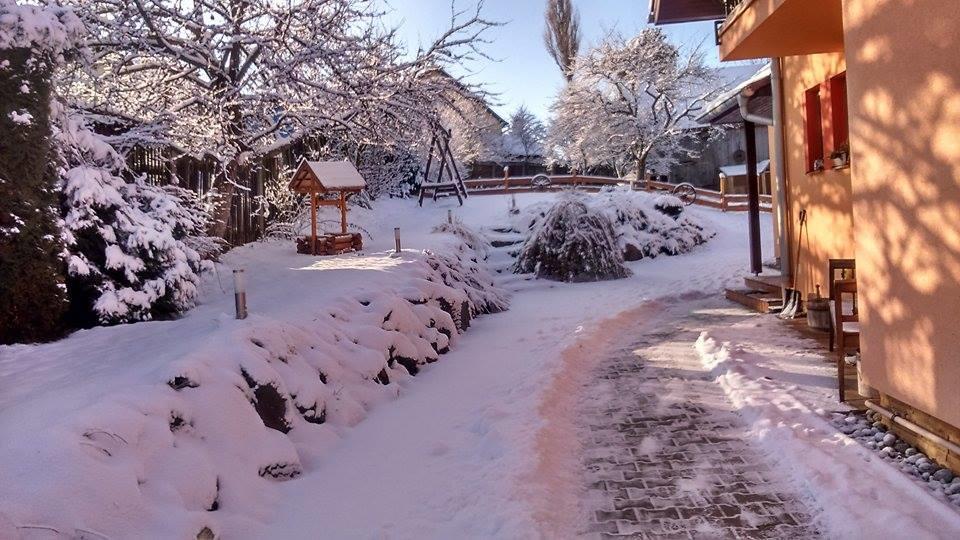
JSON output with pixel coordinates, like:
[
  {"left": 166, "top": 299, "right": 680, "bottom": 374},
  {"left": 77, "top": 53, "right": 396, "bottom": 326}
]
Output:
[
  {"left": 653, "top": 194, "right": 684, "bottom": 219},
  {"left": 358, "top": 145, "right": 421, "bottom": 199},
  {"left": 594, "top": 189, "right": 713, "bottom": 260},
  {"left": 57, "top": 109, "right": 210, "bottom": 326},
  {"left": 512, "top": 189, "right": 714, "bottom": 281},
  {"left": 423, "top": 241, "right": 508, "bottom": 317},
  {"left": 514, "top": 193, "right": 630, "bottom": 282},
  {"left": 431, "top": 220, "right": 492, "bottom": 259}
]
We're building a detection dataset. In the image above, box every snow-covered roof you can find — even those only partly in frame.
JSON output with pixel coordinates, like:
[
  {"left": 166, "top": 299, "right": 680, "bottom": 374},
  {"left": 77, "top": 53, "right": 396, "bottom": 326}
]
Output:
[
  {"left": 677, "top": 63, "right": 771, "bottom": 130},
  {"left": 289, "top": 160, "right": 366, "bottom": 192},
  {"left": 719, "top": 159, "right": 771, "bottom": 178},
  {"left": 698, "top": 64, "right": 772, "bottom": 125}
]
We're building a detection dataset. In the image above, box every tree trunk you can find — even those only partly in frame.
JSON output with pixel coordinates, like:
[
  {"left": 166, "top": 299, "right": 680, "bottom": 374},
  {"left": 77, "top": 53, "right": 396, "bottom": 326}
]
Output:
[
  {"left": 633, "top": 155, "right": 648, "bottom": 191},
  {"left": 210, "top": 158, "right": 238, "bottom": 239},
  {"left": 210, "top": 101, "right": 250, "bottom": 240},
  {"left": 0, "top": 48, "right": 69, "bottom": 344}
]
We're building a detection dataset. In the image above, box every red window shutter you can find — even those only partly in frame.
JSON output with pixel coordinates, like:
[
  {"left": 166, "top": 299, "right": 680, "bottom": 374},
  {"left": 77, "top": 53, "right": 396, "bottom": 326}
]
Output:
[
  {"left": 804, "top": 85, "right": 824, "bottom": 172},
  {"left": 829, "top": 72, "right": 849, "bottom": 149}
]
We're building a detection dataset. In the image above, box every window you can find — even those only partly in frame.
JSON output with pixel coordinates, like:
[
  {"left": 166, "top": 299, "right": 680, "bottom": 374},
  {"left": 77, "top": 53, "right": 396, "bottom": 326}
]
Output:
[
  {"left": 804, "top": 85, "right": 824, "bottom": 172},
  {"left": 828, "top": 72, "right": 849, "bottom": 149}
]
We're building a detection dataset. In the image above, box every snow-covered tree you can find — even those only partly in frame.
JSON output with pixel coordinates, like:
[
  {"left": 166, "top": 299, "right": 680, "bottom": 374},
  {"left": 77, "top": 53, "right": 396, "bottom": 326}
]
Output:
[
  {"left": 547, "top": 29, "right": 719, "bottom": 185},
  {"left": 57, "top": 106, "right": 210, "bottom": 326},
  {"left": 0, "top": 0, "right": 86, "bottom": 344},
  {"left": 543, "top": 0, "right": 580, "bottom": 81},
  {"left": 66, "top": 0, "right": 496, "bottom": 234},
  {"left": 504, "top": 106, "right": 545, "bottom": 158},
  {"left": 1, "top": 0, "right": 213, "bottom": 335},
  {"left": 545, "top": 79, "right": 632, "bottom": 175}
]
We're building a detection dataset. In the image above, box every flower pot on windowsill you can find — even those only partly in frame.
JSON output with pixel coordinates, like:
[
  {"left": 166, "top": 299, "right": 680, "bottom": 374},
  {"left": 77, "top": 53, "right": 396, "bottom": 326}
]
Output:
[{"left": 830, "top": 144, "right": 850, "bottom": 169}]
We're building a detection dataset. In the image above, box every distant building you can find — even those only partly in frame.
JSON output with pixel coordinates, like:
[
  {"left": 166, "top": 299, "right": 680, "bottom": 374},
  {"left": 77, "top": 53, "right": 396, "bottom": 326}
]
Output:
[{"left": 662, "top": 65, "right": 771, "bottom": 192}]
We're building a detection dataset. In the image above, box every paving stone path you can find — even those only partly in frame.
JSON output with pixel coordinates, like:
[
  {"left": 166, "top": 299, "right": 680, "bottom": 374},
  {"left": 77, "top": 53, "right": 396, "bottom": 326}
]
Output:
[{"left": 579, "top": 303, "right": 821, "bottom": 539}]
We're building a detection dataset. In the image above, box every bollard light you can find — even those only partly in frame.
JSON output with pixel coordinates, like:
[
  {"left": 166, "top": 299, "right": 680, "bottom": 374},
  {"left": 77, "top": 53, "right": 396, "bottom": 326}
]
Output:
[
  {"left": 394, "top": 227, "right": 401, "bottom": 254},
  {"left": 233, "top": 269, "right": 248, "bottom": 320},
  {"left": 447, "top": 209, "right": 453, "bottom": 224}
]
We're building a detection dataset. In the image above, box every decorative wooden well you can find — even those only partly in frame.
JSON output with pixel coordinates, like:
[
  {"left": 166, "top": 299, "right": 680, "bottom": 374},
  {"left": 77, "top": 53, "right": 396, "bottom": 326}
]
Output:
[{"left": 288, "top": 160, "right": 366, "bottom": 255}]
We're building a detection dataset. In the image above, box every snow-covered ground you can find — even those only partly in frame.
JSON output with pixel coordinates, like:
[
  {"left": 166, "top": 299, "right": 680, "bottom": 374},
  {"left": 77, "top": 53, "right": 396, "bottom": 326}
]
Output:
[
  {"left": 696, "top": 318, "right": 960, "bottom": 538},
  {"left": 7, "top": 191, "right": 954, "bottom": 539}
]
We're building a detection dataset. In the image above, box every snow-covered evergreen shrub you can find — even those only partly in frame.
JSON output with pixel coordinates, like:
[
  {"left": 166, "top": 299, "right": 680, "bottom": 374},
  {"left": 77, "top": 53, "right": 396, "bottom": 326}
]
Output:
[
  {"left": 653, "top": 194, "right": 684, "bottom": 219},
  {"left": 423, "top": 241, "right": 509, "bottom": 317},
  {"left": 57, "top": 109, "right": 209, "bottom": 326},
  {"left": 431, "top": 220, "right": 492, "bottom": 259},
  {"left": 0, "top": 0, "right": 85, "bottom": 344},
  {"left": 512, "top": 189, "right": 713, "bottom": 278},
  {"left": 594, "top": 189, "right": 712, "bottom": 260},
  {"left": 514, "top": 193, "right": 631, "bottom": 282}
]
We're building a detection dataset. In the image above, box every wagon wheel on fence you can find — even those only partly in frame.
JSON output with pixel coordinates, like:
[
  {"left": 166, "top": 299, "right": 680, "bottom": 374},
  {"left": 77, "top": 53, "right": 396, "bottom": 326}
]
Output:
[
  {"left": 672, "top": 183, "right": 697, "bottom": 206},
  {"left": 531, "top": 174, "right": 552, "bottom": 190}
]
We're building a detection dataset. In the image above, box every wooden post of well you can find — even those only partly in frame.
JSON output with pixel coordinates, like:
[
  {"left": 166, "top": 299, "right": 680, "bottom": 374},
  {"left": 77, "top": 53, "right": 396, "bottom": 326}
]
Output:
[
  {"left": 720, "top": 175, "right": 728, "bottom": 212},
  {"left": 310, "top": 190, "right": 318, "bottom": 255},
  {"left": 339, "top": 191, "right": 348, "bottom": 234}
]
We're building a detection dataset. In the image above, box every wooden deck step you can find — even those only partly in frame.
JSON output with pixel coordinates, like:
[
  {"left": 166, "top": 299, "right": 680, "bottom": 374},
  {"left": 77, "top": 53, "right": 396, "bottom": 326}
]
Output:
[
  {"left": 725, "top": 288, "right": 784, "bottom": 314},
  {"left": 744, "top": 275, "right": 786, "bottom": 295}
]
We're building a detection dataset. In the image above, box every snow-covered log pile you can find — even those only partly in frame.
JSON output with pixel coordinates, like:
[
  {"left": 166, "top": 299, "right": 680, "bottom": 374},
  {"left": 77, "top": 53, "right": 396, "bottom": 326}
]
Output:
[
  {"left": 0, "top": 241, "right": 507, "bottom": 538},
  {"left": 512, "top": 190, "right": 714, "bottom": 282}
]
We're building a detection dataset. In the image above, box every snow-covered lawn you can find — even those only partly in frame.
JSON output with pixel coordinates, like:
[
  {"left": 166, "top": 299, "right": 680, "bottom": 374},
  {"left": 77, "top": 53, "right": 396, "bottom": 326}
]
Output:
[{"left": 27, "top": 191, "right": 960, "bottom": 539}]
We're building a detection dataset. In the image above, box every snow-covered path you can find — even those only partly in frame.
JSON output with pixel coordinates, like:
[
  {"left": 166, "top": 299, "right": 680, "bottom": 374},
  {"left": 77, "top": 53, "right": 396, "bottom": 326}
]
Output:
[{"left": 577, "top": 297, "right": 821, "bottom": 538}]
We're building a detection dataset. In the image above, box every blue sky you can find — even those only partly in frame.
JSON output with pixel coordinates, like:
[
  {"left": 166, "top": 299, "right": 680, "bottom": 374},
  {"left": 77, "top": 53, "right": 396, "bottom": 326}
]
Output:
[{"left": 384, "top": 0, "right": 719, "bottom": 122}]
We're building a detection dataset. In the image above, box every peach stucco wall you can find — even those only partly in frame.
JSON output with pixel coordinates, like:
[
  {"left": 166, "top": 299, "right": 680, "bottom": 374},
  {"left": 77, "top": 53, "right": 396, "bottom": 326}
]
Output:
[
  {"left": 779, "top": 53, "right": 856, "bottom": 300},
  {"left": 843, "top": 0, "right": 960, "bottom": 428}
]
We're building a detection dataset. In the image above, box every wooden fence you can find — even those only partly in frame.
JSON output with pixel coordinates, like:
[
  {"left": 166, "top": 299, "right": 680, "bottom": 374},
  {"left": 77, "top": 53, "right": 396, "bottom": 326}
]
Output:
[
  {"left": 128, "top": 149, "right": 773, "bottom": 246},
  {"left": 465, "top": 175, "right": 773, "bottom": 213},
  {"left": 126, "top": 136, "right": 332, "bottom": 245}
]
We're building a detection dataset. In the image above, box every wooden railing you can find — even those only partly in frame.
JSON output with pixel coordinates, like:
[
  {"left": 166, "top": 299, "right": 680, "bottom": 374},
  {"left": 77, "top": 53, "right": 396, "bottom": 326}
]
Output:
[{"left": 465, "top": 175, "right": 773, "bottom": 213}]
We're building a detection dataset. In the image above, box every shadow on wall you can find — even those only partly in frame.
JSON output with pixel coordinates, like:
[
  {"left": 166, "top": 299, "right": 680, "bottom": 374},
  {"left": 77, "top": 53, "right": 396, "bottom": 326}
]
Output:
[{"left": 844, "top": 0, "right": 960, "bottom": 425}]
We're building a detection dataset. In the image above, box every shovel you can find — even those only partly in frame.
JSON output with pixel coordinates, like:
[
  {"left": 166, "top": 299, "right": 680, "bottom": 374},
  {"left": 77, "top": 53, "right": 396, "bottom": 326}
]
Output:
[{"left": 779, "top": 209, "right": 807, "bottom": 319}]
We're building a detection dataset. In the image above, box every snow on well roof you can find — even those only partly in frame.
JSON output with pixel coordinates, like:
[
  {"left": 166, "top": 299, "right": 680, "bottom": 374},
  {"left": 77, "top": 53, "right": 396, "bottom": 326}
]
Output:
[
  {"left": 719, "top": 159, "right": 771, "bottom": 178},
  {"left": 289, "top": 160, "right": 367, "bottom": 192}
]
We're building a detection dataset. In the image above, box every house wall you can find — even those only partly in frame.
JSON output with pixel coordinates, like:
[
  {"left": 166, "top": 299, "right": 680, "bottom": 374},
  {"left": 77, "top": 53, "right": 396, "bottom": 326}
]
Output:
[
  {"left": 779, "top": 52, "right": 855, "bottom": 298},
  {"left": 843, "top": 0, "right": 960, "bottom": 430}
]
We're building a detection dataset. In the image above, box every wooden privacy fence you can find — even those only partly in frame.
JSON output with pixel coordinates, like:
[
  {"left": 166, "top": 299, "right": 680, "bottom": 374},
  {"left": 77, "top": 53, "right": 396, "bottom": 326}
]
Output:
[
  {"left": 126, "top": 136, "right": 335, "bottom": 245},
  {"left": 465, "top": 174, "right": 773, "bottom": 213}
]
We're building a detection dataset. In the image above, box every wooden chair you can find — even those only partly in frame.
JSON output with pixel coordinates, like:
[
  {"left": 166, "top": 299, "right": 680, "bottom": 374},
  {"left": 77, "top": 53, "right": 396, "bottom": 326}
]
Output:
[
  {"left": 830, "top": 279, "right": 860, "bottom": 402},
  {"left": 828, "top": 258, "right": 856, "bottom": 351}
]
